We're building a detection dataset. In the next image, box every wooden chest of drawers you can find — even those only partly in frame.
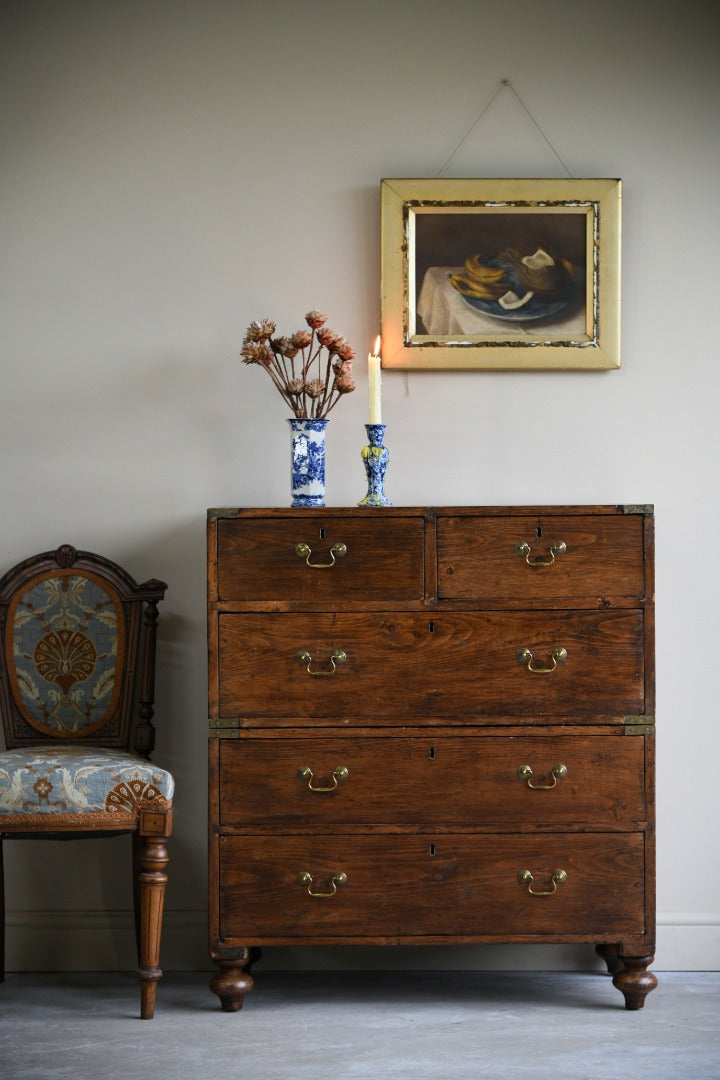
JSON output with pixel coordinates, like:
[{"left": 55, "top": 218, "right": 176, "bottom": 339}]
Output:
[{"left": 207, "top": 506, "right": 656, "bottom": 1011}]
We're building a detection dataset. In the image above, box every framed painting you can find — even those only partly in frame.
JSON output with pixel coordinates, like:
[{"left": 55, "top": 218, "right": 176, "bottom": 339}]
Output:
[{"left": 380, "top": 178, "right": 621, "bottom": 370}]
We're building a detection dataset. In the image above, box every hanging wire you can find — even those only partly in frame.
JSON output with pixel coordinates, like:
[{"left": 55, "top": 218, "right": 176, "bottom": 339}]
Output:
[
  {"left": 434, "top": 81, "right": 506, "bottom": 177},
  {"left": 436, "top": 78, "right": 574, "bottom": 178}
]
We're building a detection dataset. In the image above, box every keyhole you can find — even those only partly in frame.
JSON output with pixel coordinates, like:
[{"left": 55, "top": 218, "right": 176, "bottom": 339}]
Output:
[
  {"left": 429, "top": 844, "right": 436, "bottom": 856},
  {"left": 428, "top": 746, "right": 436, "bottom": 760},
  {"left": 319, "top": 527, "right": 326, "bottom": 540},
  {"left": 536, "top": 525, "right": 543, "bottom": 538},
  {"left": 429, "top": 621, "right": 435, "bottom": 633}
]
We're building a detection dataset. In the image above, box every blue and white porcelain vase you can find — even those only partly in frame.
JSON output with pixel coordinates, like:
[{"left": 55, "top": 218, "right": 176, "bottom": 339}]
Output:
[{"left": 288, "top": 418, "right": 328, "bottom": 507}]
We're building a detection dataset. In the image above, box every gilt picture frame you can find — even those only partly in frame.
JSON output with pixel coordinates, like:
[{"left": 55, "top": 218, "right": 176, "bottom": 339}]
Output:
[{"left": 380, "top": 178, "right": 621, "bottom": 370}]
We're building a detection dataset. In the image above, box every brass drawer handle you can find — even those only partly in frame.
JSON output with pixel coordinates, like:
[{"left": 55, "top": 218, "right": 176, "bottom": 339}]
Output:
[
  {"left": 517, "top": 763, "right": 568, "bottom": 789},
  {"left": 514, "top": 540, "right": 567, "bottom": 566},
  {"left": 517, "top": 646, "right": 567, "bottom": 673},
  {"left": 518, "top": 868, "right": 567, "bottom": 896},
  {"left": 297, "top": 765, "right": 349, "bottom": 792},
  {"left": 295, "top": 541, "right": 347, "bottom": 568},
  {"left": 297, "top": 649, "right": 347, "bottom": 675},
  {"left": 297, "top": 871, "right": 347, "bottom": 898}
]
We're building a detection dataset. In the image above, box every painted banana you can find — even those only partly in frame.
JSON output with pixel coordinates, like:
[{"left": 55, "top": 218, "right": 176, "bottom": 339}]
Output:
[
  {"left": 463, "top": 254, "right": 506, "bottom": 284},
  {"left": 449, "top": 273, "right": 507, "bottom": 300}
]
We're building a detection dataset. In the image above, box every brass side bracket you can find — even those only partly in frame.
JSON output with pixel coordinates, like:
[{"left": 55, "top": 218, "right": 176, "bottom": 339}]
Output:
[
  {"left": 209, "top": 717, "right": 243, "bottom": 739},
  {"left": 620, "top": 504, "right": 654, "bottom": 515},
  {"left": 623, "top": 715, "right": 656, "bottom": 735}
]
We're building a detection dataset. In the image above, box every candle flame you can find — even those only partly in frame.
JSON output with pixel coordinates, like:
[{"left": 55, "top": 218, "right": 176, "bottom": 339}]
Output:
[{"left": 373, "top": 335, "right": 381, "bottom": 356}]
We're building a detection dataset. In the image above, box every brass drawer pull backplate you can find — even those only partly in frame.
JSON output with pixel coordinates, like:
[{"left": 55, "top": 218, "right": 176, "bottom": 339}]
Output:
[
  {"left": 517, "top": 763, "right": 568, "bottom": 790},
  {"left": 297, "top": 871, "right": 348, "bottom": 898},
  {"left": 297, "top": 765, "right": 349, "bottom": 792},
  {"left": 514, "top": 540, "right": 567, "bottom": 567},
  {"left": 517, "top": 646, "right": 568, "bottom": 673},
  {"left": 297, "top": 649, "right": 347, "bottom": 676},
  {"left": 295, "top": 541, "right": 347, "bottom": 569},
  {"left": 518, "top": 868, "right": 568, "bottom": 896}
]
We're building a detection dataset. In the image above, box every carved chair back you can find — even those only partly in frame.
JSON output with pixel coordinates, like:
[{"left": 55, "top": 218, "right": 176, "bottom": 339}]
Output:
[{"left": 0, "top": 545, "right": 166, "bottom": 758}]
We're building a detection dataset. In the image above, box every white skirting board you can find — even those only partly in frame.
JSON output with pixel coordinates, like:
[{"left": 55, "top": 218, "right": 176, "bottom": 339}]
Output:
[{"left": 4, "top": 911, "right": 719, "bottom": 972}]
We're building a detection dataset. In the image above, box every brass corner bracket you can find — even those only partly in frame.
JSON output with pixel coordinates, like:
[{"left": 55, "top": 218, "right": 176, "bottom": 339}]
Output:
[
  {"left": 620, "top": 504, "right": 654, "bottom": 515},
  {"left": 623, "top": 715, "right": 656, "bottom": 735},
  {"left": 208, "top": 717, "right": 242, "bottom": 739}
]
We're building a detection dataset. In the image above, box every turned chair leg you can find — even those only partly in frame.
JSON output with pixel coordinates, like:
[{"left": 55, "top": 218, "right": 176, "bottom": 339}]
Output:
[{"left": 136, "top": 829, "right": 170, "bottom": 1019}]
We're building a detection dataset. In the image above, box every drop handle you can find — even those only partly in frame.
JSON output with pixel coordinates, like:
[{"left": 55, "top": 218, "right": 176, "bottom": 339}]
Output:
[
  {"left": 517, "top": 763, "right": 568, "bottom": 790},
  {"left": 517, "top": 646, "right": 568, "bottom": 673},
  {"left": 515, "top": 540, "right": 567, "bottom": 566},
  {"left": 297, "top": 649, "right": 347, "bottom": 675},
  {"left": 297, "top": 765, "right": 349, "bottom": 792},
  {"left": 518, "top": 868, "right": 568, "bottom": 896},
  {"left": 297, "top": 871, "right": 347, "bottom": 898},
  {"left": 295, "top": 541, "right": 347, "bottom": 568}
]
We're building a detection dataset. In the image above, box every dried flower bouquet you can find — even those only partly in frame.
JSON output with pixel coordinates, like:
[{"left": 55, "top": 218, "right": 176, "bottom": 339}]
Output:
[{"left": 241, "top": 309, "right": 356, "bottom": 419}]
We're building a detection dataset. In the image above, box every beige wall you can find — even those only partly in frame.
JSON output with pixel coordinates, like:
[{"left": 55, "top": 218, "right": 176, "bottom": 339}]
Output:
[{"left": 1, "top": 0, "right": 718, "bottom": 972}]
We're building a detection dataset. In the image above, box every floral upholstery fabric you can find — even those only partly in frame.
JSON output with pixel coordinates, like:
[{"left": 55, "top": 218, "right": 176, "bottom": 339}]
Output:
[
  {"left": 0, "top": 746, "right": 174, "bottom": 820},
  {"left": 8, "top": 573, "right": 123, "bottom": 738}
]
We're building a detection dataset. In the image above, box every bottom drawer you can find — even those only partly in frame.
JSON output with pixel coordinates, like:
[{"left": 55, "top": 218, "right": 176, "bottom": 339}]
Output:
[{"left": 218, "top": 832, "right": 645, "bottom": 941}]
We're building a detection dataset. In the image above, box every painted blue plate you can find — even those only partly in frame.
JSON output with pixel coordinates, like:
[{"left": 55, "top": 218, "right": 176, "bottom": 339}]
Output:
[{"left": 453, "top": 259, "right": 580, "bottom": 323}]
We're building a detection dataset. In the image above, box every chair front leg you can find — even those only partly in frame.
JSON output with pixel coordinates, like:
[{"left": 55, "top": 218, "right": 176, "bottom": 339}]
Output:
[
  {"left": 132, "top": 832, "right": 142, "bottom": 962},
  {"left": 136, "top": 808, "right": 172, "bottom": 1019},
  {"left": 0, "top": 838, "right": 5, "bottom": 981}
]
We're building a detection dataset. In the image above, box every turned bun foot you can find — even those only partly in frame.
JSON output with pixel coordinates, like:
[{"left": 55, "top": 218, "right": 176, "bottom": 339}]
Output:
[
  {"left": 245, "top": 946, "right": 263, "bottom": 974},
  {"left": 595, "top": 943, "right": 625, "bottom": 975},
  {"left": 210, "top": 959, "right": 254, "bottom": 1012},
  {"left": 612, "top": 954, "right": 658, "bottom": 1009}
]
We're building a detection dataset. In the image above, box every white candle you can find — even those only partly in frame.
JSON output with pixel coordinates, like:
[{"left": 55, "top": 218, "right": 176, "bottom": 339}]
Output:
[{"left": 368, "top": 335, "right": 382, "bottom": 424}]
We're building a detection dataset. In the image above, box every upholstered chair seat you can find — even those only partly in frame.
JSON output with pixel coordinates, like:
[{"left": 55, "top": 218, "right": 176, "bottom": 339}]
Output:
[
  {"left": 0, "top": 544, "right": 173, "bottom": 1018},
  {"left": 0, "top": 747, "right": 174, "bottom": 823}
]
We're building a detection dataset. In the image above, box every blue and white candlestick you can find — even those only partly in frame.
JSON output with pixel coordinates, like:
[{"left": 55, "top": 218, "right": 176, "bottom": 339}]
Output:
[{"left": 358, "top": 424, "right": 392, "bottom": 507}]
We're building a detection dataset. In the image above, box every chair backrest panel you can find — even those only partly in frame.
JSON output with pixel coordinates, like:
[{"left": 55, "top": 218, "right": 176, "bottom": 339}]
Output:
[
  {"left": 0, "top": 545, "right": 166, "bottom": 752},
  {"left": 7, "top": 569, "right": 126, "bottom": 738}
]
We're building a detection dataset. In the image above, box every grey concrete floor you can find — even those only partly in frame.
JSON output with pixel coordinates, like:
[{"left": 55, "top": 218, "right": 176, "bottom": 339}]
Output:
[{"left": 0, "top": 970, "right": 718, "bottom": 1079}]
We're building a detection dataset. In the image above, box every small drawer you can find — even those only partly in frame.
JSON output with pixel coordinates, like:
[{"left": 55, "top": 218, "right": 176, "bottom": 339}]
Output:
[
  {"left": 437, "top": 514, "right": 645, "bottom": 602},
  {"left": 218, "top": 832, "right": 645, "bottom": 941},
  {"left": 217, "top": 610, "right": 645, "bottom": 720},
  {"left": 218, "top": 735, "right": 645, "bottom": 827},
  {"left": 215, "top": 516, "right": 425, "bottom": 602}
]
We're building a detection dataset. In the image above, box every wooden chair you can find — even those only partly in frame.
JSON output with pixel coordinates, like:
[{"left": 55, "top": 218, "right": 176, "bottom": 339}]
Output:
[{"left": 0, "top": 544, "right": 173, "bottom": 1019}]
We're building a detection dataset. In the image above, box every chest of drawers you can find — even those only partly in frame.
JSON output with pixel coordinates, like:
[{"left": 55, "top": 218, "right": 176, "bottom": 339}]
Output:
[{"left": 207, "top": 506, "right": 655, "bottom": 1011}]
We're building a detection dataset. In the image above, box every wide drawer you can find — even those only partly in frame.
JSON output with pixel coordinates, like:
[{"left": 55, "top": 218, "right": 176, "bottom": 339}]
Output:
[
  {"left": 437, "top": 514, "right": 645, "bottom": 601},
  {"left": 218, "top": 735, "right": 645, "bottom": 826},
  {"left": 217, "top": 610, "right": 645, "bottom": 719},
  {"left": 217, "top": 832, "right": 645, "bottom": 940},
  {"left": 215, "top": 516, "right": 425, "bottom": 602}
]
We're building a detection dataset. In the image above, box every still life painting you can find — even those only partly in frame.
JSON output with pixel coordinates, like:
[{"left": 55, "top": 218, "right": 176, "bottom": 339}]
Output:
[{"left": 380, "top": 178, "right": 621, "bottom": 370}]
